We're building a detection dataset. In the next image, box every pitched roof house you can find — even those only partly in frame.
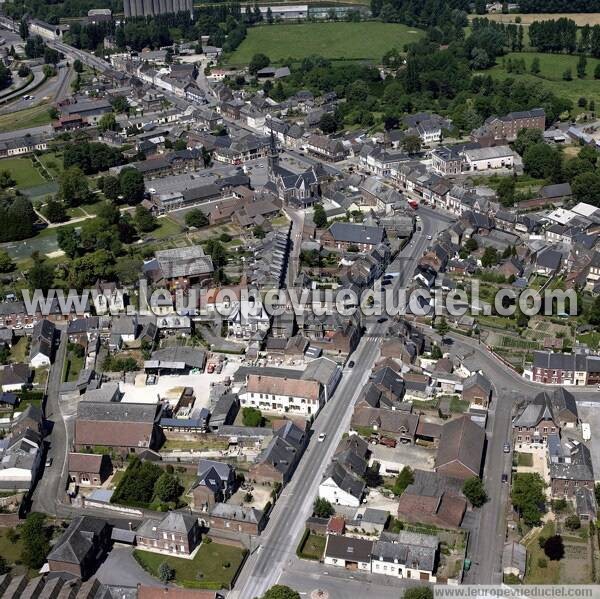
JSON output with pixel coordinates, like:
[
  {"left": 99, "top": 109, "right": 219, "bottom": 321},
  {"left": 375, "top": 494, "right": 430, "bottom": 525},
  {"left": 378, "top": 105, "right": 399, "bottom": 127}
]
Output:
[{"left": 435, "top": 416, "right": 486, "bottom": 479}]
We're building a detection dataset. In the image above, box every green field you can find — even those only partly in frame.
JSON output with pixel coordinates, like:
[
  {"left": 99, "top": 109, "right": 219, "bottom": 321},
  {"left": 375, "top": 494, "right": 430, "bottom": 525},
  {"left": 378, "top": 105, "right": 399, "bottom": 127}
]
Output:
[
  {"left": 0, "top": 157, "right": 46, "bottom": 189},
  {"left": 134, "top": 542, "right": 247, "bottom": 589},
  {"left": 0, "top": 104, "right": 53, "bottom": 133},
  {"left": 228, "top": 22, "right": 424, "bottom": 65},
  {"left": 488, "top": 52, "right": 600, "bottom": 107}
]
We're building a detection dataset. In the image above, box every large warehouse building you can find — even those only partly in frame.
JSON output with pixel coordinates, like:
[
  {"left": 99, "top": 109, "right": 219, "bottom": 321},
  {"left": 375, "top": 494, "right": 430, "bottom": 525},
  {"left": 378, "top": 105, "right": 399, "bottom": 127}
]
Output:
[{"left": 123, "top": 0, "right": 193, "bottom": 19}]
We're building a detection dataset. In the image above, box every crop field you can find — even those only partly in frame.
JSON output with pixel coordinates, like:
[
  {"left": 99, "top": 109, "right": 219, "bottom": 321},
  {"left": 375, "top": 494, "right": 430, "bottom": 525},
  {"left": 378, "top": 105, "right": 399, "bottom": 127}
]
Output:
[
  {"left": 487, "top": 52, "right": 600, "bottom": 106},
  {"left": 227, "top": 21, "right": 424, "bottom": 64}
]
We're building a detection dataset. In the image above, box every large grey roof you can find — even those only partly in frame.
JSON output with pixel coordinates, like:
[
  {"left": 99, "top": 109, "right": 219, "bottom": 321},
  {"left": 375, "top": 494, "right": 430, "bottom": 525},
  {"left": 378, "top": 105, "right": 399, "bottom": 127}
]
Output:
[
  {"left": 373, "top": 531, "right": 438, "bottom": 572},
  {"left": 328, "top": 222, "right": 385, "bottom": 245},
  {"left": 154, "top": 246, "right": 214, "bottom": 278},
  {"left": 47, "top": 516, "right": 108, "bottom": 565}
]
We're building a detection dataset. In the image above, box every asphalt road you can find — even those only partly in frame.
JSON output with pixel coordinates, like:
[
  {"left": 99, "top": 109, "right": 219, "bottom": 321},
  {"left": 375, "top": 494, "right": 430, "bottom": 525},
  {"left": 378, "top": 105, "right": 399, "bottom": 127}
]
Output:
[
  {"left": 230, "top": 320, "right": 387, "bottom": 599},
  {"left": 30, "top": 328, "right": 68, "bottom": 515}
]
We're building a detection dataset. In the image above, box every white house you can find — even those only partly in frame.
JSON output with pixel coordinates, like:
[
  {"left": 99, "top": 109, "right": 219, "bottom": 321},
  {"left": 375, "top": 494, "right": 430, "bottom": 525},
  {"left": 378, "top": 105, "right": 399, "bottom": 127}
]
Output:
[
  {"left": 324, "top": 535, "right": 373, "bottom": 571},
  {"left": 319, "top": 462, "right": 365, "bottom": 507},
  {"left": 227, "top": 299, "right": 270, "bottom": 340},
  {"left": 463, "top": 146, "right": 514, "bottom": 172},
  {"left": 239, "top": 373, "right": 323, "bottom": 417},
  {"left": 371, "top": 531, "right": 439, "bottom": 582},
  {"left": 0, "top": 429, "right": 43, "bottom": 492},
  {"left": 29, "top": 319, "right": 55, "bottom": 368}
]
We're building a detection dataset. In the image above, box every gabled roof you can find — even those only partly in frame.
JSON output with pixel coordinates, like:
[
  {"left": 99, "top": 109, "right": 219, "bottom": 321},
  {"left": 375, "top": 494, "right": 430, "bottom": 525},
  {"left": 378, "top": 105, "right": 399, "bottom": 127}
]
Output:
[{"left": 436, "top": 416, "right": 485, "bottom": 477}]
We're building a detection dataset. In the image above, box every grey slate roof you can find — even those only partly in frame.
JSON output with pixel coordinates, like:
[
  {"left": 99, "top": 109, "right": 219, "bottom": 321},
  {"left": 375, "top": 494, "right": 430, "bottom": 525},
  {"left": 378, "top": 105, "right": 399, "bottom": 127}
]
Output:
[
  {"left": 324, "top": 461, "right": 365, "bottom": 500},
  {"left": 373, "top": 531, "right": 438, "bottom": 572},
  {"left": 328, "top": 222, "right": 385, "bottom": 245}
]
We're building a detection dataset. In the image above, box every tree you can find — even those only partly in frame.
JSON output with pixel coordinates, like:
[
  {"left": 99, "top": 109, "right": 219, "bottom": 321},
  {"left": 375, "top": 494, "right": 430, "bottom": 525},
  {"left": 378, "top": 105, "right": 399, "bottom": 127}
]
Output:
[
  {"left": 249, "top": 53, "right": 270, "bottom": 75},
  {"left": 204, "top": 239, "right": 228, "bottom": 283},
  {"left": 577, "top": 54, "right": 587, "bottom": 79},
  {"left": 497, "top": 176, "right": 516, "bottom": 207},
  {"left": 319, "top": 112, "right": 338, "bottom": 134},
  {"left": 185, "top": 209, "right": 209, "bottom": 228},
  {"left": 565, "top": 515, "right": 581, "bottom": 530},
  {"left": 73, "top": 59, "right": 84, "bottom": 73},
  {"left": 102, "top": 175, "right": 121, "bottom": 201},
  {"left": 118, "top": 168, "right": 145, "bottom": 205},
  {"left": 512, "top": 472, "right": 546, "bottom": 527},
  {"left": 0, "top": 170, "right": 15, "bottom": 189},
  {"left": 242, "top": 406, "right": 263, "bottom": 427},
  {"left": 523, "top": 143, "right": 562, "bottom": 180},
  {"left": 21, "top": 512, "right": 50, "bottom": 569},
  {"left": 530, "top": 57, "right": 540, "bottom": 74},
  {"left": 262, "top": 586, "right": 301, "bottom": 599},
  {"left": 57, "top": 227, "right": 80, "bottom": 259},
  {"left": 97, "top": 112, "right": 117, "bottom": 133},
  {"left": 481, "top": 247, "right": 499, "bottom": 268},
  {"left": 403, "top": 588, "right": 433, "bottom": 599},
  {"left": 513, "top": 128, "right": 544, "bottom": 157},
  {"left": 58, "top": 167, "right": 91, "bottom": 207},
  {"left": 393, "top": 466, "right": 414, "bottom": 496},
  {"left": 572, "top": 172, "right": 600, "bottom": 206},
  {"left": 431, "top": 344, "right": 442, "bottom": 359},
  {"left": 0, "top": 250, "right": 14, "bottom": 273},
  {"left": 19, "top": 19, "right": 29, "bottom": 40},
  {"left": 153, "top": 472, "right": 182, "bottom": 503},
  {"left": 313, "top": 497, "right": 334, "bottom": 518},
  {"left": 402, "top": 135, "right": 422, "bottom": 154},
  {"left": 8, "top": 196, "right": 35, "bottom": 240},
  {"left": 595, "top": 482, "right": 600, "bottom": 505},
  {"left": 364, "top": 462, "right": 383, "bottom": 487},
  {"left": 27, "top": 260, "right": 54, "bottom": 293},
  {"left": 17, "top": 64, "right": 30, "bottom": 78},
  {"left": 436, "top": 316, "right": 449, "bottom": 337},
  {"left": 44, "top": 198, "right": 68, "bottom": 223},
  {"left": 595, "top": 63, "right": 600, "bottom": 79},
  {"left": 266, "top": 6, "right": 274, "bottom": 23},
  {"left": 133, "top": 205, "right": 156, "bottom": 233},
  {"left": 563, "top": 68, "right": 572, "bottom": 81},
  {"left": 158, "top": 562, "right": 175, "bottom": 582},
  {"left": 313, "top": 203, "right": 328, "bottom": 228},
  {"left": 463, "top": 477, "right": 488, "bottom": 507},
  {"left": 464, "top": 238, "right": 478, "bottom": 252},
  {"left": 253, "top": 225, "right": 266, "bottom": 239},
  {"left": 543, "top": 535, "right": 565, "bottom": 561}
]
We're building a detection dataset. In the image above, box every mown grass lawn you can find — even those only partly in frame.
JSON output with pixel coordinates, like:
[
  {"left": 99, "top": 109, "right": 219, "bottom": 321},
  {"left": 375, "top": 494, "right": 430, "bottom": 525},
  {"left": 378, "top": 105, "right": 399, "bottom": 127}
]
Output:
[
  {"left": 228, "top": 21, "right": 424, "bottom": 65},
  {"left": 151, "top": 216, "right": 184, "bottom": 240},
  {"left": 134, "top": 542, "right": 247, "bottom": 589},
  {"left": 0, "top": 157, "right": 46, "bottom": 189},
  {"left": 0, "top": 104, "right": 53, "bottom": 133},
  {"left": 487, "top": 52, "right": 600, "bottom": 108},
  {"left": 9, "top": 337, "right": 29, "bottom": 363}
]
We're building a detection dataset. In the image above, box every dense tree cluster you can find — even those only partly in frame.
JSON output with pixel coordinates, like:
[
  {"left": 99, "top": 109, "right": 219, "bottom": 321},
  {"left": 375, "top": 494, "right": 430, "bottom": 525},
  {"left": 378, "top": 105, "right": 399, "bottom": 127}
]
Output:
[
  {"left": 0, "top": 194, "right": 36, "bottom": 242},
  {"left": 63, "top": 141, "right": 125, "bottom": 175},
  {"left": 512, "top": 472, "right": 546, "bottom": 526},
  {"left": 111, "top": 457, "right": 182, "bottom": 508},
  {"left": 371, "top": 0, "right": 469, "bottom": 42},
  {"left": 519, "top": 0, "right": 600, "bottom": 12}
]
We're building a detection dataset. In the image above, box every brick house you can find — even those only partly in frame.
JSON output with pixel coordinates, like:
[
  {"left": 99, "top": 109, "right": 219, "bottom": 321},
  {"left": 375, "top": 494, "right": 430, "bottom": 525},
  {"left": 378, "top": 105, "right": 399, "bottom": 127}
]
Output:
[
  {"left": 68, "top": 452, "right": 112, "bottom": 486},
  {"left": 320, "top": 222, "right": 386, "bottom": 252},
  {"left": 476, "top": 108, "right": 545, "bottom": 142},
  {"left": 249, "top": 421, "right": 307, "bottom": 485},
  {"left": 207, "top": 503, "right": 265, "bottom": 535},
  {"left": 191, "top": 459, "right": 236, "bottom": 512},
  {"left": 74, "top": 384, "right": 163, "bottom": 456},
  {"left": 435, "top": 416, "right": 485, "bottom": 480},
  {"left": 549, "top": 437, "right": 594, "bottom": 499},
  {"left": 47, "top": 516, "right": 111, "bottom": 579},
  {"left": 136, "top": 512, "right": 200, "bottom": 556},
  {"left": 461, "top": 373, "right": 492, "bottom": 408}
]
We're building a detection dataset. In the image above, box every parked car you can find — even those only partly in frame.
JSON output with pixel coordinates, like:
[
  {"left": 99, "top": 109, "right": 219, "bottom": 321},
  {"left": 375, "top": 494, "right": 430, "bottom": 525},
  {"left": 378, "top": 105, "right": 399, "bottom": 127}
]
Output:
[
  {"left": 503, "top": 442, "right": 510, "bottom": 453},
  {"left": 348, "top": 361, "right": 355, "bottom": 368},
  {"left": 501, "top": 473, "right": 508, "bottom": 483},
  {"left": 318, "top": 433, "right": 326, "bottom": 442}
]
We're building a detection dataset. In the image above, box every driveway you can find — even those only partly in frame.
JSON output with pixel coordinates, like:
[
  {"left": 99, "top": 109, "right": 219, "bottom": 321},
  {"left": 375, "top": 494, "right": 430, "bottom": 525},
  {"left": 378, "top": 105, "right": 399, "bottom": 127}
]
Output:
[{"left": 96, "top": 546, "right": 160, "bottom": 588}]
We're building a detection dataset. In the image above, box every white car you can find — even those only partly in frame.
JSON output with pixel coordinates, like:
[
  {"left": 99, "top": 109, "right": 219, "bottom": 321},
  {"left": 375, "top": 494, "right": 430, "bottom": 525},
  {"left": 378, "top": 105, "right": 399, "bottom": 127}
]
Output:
[
  {"left": 318, "top": 433, "right": 326, "bottom": 442},
  {"left": 427, "top": 235, "right": 433, "bottom": 240}
]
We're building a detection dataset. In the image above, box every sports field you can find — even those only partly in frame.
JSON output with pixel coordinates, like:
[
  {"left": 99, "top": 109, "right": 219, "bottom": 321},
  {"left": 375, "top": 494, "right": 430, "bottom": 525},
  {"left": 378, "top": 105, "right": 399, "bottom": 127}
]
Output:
[
  {"left": 227, "top": 21, "right": 424, "bottom": 65},
  {"left": 488, "top": 52, "right": 600, "bottom": 106},
  {"left": 0, "top": 157, "right": 46, "bottom": 189}
]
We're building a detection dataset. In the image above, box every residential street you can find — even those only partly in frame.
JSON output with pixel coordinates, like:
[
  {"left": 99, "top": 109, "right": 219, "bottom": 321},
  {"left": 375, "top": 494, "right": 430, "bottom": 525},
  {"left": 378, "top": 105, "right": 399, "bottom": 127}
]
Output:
[{"left": 30, "top": 328, "right": 68, "bottom": 515}]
